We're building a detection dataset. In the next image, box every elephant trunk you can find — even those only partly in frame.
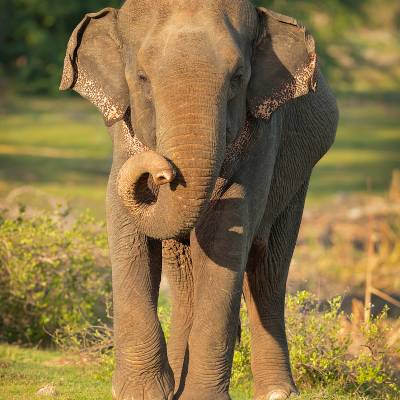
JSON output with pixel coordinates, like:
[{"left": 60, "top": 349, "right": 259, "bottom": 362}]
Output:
[{"left": 117, "top": 99, "right": 225, "bottom": 240}]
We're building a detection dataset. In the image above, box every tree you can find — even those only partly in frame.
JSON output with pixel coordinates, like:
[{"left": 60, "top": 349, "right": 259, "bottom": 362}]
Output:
[{"left": 0, "top": 0, "right": 120, "bottom": 94}]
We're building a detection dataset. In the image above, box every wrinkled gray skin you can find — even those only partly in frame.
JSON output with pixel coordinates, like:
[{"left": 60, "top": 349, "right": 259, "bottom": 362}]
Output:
[{"left": 60, "top": 1, "right": 338, "bottom": 399}]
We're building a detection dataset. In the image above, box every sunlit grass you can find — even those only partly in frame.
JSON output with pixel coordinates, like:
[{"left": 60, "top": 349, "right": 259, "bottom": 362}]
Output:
[
  {"left": 0, "top": 344, "right": 111, "bottom": 400},
  {"left": 308, "top": 97, "right": 400, "bottom": 204},
  {"left": 0, "top": 345, "right": 374, "bottom": 400},
  {"left": 0, "top": 96, "right": 111, "bottom": 218}
]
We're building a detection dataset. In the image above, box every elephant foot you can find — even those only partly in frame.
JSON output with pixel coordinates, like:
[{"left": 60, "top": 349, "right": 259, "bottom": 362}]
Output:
[
  {"left": 265, "top": 390, "right": 292, "bottom": 400},
  {"left": 112, "top": 368, "right": 174, "bottom": 400},
  {"left": 255, "top": 383, "right": 299, "bottom": 400}
]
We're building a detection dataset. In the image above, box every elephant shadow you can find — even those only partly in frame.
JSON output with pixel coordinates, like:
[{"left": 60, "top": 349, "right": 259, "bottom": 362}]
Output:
[{"left": 191, "top": 196, "right": 250, "bottom": 271}]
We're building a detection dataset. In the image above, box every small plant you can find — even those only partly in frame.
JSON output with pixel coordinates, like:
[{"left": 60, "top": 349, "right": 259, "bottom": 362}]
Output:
[
  {"left": 286, "top": 291, "right": 400, "bottom": 399},
  {"left": 55, "top": 291, "right": 400, "bottom": 398},
  {"left": 287, "top": 292, "right": 350, "bottom": 386},
  {"left": 219, "top": 292, "right": 400, "bottom": 398},
  {"left": 2, "top": 207, "right": 398, "bottom": 397},
  {"left": 0, "top": 207, "right": 111, "bottom": 344},
  {"left": 231, "top": 306, "right": 252, "bottom": 398}
]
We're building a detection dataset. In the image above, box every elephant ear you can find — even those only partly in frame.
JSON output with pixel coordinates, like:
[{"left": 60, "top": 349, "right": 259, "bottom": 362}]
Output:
[
  {"left": 60, "top": 8, "right": 129, "bottom": 126},
  {"left": 247, "top": 8, "right": 317, "bottom": 120}
]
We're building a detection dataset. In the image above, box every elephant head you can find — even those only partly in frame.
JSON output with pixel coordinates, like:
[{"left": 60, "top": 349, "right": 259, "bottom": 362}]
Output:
[{"left": 60, "top": 0, "right": 316, "bottom": 240}]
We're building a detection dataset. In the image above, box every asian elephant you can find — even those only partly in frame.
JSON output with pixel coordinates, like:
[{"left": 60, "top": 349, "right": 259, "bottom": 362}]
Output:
[{"left": 60, "top": 1, "right": 338, "bottom": 399}]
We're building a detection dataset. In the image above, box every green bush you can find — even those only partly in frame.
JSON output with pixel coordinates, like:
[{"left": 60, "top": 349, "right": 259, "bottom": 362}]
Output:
[
  {"left": 56, "top": 291, "right": 400, "bottom": 398},
  {"left": 286, "top": 292, "right": 399, "bottom": 398},
  {"left": 231, "top": 306, "right": 252, "bottom": 398},
  {"left": 1, "top": 207, "right": 398, "bottom": 396},
  {"left": 230, "top": 292, "right": 399, "bottom": 398},
  {"left": 0, "top": 207, "right": 111, "bottom": 344}
]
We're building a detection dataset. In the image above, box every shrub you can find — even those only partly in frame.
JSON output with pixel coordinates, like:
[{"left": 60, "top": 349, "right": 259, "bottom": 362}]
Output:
[
  {"left": 288, "top": 292, "right": 399, "bottom": 398},
  {"left": 0, "top": 207, "right": 111, "bottom": 344},
  {"left": 231, "top": 292, "right": 399, "bottom": 397},
  {"left": 56, "top": 291, "right": 400, "bottom": 398},
  {"left": 231, "top": 306, "right": 252, "bottom": 398},
  {"left": 2, "top": 207, "right": 398, "bottom": 397}
]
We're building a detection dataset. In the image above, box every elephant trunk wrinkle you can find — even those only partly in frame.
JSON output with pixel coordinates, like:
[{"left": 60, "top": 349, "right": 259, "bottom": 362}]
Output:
[{"left": 117, "top": 107, "right": 225, "bottom": 239}]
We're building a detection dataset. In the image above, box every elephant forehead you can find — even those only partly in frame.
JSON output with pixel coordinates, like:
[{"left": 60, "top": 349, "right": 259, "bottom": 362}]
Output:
[
  {"left": 121, "top": 0, "right": 254, "bottom": 15},
  {"left": 119, "top": 0, "right": 257, "bottom": 42},
  {"left": 127, "top": 13, "right": 253, "bottom": 78},
  {"left": 135, "top": 31, "right": 240, "bottom": 87},
  {"left": 139, "top": 28, "right": 227, "bottom": 66}
]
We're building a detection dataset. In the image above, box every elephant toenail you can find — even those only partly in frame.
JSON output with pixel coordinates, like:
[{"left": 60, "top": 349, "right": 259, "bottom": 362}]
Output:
[{"left": 267, "top": 390, "right": 290, "bottom": 400}]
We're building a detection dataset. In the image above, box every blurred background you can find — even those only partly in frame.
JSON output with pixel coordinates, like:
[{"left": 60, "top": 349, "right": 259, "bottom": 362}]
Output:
[{"left": 0, "top": 1, "right": 399, "bottom": 399}]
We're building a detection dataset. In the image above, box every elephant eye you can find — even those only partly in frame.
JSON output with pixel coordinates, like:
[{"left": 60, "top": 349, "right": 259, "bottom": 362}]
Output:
[
  {"left": 231, "top": 66, "right": 244, "bottom": 84},
  {"left": 137, "top": 70, "right": 153, "bottom": 101},
  {"left": 231, "top": 72, "right": 243, "bottom": 83},
  {"left": 228, "top": 68, "right": 244, "bottom": 100}
]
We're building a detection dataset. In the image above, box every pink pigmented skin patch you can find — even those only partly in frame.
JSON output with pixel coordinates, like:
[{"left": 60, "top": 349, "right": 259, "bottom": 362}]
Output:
[
  {"left": 253, "top": 54, "right": 317, "bottom": 120},
  {"left": 73, "top": 68, "right": 127, "bottom": 125}
]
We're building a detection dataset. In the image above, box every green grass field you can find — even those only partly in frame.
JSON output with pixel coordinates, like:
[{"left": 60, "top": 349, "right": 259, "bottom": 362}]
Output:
[
  {"left": 0, "top": 97, "right": 112, "bottom": 218},
  {"left": 1, "top": 94, "right": 399, "bottom": 218},
  {"left": 0, "top": 345, "right": 373, "bottom": 400}
]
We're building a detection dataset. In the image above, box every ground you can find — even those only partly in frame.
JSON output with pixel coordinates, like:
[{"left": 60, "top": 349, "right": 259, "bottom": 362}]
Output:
[{"left": 0, "top": 345, "right": 375, "bottom": 400}]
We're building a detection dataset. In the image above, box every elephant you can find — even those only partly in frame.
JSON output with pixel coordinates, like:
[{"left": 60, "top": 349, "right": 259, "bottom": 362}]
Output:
[{"left": 60, "top": 1, "right": 338, "bottom": 399}]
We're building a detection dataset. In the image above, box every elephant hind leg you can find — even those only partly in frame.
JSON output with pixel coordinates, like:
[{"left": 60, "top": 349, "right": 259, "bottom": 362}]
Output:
[
  {"left": 243, "top": 180, "right": 309, "bottom": 399},
  {"left": 162, "top": 239, "right": 194, "bottom": 395}
]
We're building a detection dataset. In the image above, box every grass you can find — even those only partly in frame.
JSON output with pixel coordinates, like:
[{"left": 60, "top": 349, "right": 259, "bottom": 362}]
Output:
[
  {"left": 0, "top": 344, "right": 376, "bottom": 400},
  {"left": 1, "top": 94, "right": 399, "bottom": 217},
  {"left": 308, "top": 96, "right": 400, "bottom": 203},
  {"left": 0, "top": 96, "right": 112, "bottom": 219},
  {"left": 0, "top": 344, "right": 110, "bottom": 400}
]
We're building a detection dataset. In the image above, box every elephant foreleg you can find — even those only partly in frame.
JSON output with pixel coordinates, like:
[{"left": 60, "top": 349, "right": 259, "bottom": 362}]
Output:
[
  {"left": 107, "top": 150, "right": 174, "bottom": 400},
  {"left": 243, "top": 180, "right": 309, "bottom": 400},
  {"left": 162, "top": 239, "right": 194, "bottom": 395},
  {"left": 178, "top": 191, "right": 249, "bottom": 400}
]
